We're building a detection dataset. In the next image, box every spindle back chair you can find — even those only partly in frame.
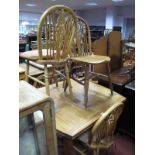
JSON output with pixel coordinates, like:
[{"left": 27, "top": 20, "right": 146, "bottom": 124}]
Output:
[
  {"left": 25, "top": 5, "right": 78, "bottom": 96},
  {"left": 71, "top": 16, "right": 113, "bottom": 108}
]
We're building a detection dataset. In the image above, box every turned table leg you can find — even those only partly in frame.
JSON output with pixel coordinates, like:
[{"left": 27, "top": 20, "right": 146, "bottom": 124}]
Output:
[{"left": 42, "top": 101, "right": 58, "bottom": 155}]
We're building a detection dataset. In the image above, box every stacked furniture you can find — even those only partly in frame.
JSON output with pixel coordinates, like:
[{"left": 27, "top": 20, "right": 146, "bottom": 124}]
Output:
[{"left": 19, "top": 5, "right": 127, "bottom": 154}]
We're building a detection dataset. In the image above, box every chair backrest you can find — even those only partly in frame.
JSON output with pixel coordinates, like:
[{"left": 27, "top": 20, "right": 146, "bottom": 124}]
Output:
[
  {"left": 107, "top": 31, "right": 122, "bottom": 71},
  {"left": 73, "top": 16, "right": 92, "bottom": 56},
  {"left": 37, "top": 5, "right": 77, "bottom": 62},
  {"left": 89, "top": 102, "right": 124, "bottom": 148}
]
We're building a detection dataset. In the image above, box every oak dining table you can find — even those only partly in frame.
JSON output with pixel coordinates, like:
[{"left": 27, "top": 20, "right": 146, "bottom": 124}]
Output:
[{"left": 37, "top": 79, "right": 126, "bottom": 155}]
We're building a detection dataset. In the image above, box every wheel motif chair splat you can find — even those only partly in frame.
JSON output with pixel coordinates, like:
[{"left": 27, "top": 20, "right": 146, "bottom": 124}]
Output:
[
  {"left": 71, "top": 16, "right": 113, "bottom": 108},
  {"left": 24, "top": 5, "right": 78, "bottom": 96}
]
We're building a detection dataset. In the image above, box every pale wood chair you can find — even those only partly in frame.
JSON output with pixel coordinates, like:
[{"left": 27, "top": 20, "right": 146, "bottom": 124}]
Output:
[
  {"left": 24, "top": 5, "right": 77, "bottom": 96},
  {"left": 70, "top": 16, "right": 113, "bottom": 108},
  {"left": 73, "top": 102, "right": 124, "bottom": 155}
]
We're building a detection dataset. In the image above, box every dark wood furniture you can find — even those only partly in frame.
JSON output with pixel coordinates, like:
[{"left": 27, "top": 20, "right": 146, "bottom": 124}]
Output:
[
  {"left": 118, "top": 80, "right": 135, "bottom": 138},
  {"left": 98, "top": 67, "right": 135, "bottom": 94}
]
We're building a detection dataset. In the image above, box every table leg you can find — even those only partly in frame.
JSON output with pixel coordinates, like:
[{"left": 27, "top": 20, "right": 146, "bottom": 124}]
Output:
[
  {"left": 43, "top": 101, "right": 58, "bottom": 155},
  {"left": 63, "top": 138, "right": 74, "bottom": 155}
]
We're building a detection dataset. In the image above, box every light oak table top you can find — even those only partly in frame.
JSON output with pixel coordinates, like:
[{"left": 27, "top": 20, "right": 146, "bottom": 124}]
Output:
[
  {"left": 38, "top": 79, "right": 126, "bottom": 139},
  {"left": 19, "top": 81, "right": 49, "bottom": 112}
]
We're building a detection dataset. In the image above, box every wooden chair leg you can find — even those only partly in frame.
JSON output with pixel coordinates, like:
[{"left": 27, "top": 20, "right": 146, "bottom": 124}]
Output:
[
  {"left": 84, "top": 64, "right": 89, "bottom": 108},
  {"left": 107, "top": 62, "right": 113, "bottom": 96},
  {"left": 44, "top": 65, "right": 50, "bottom": 96},
  {"left": 64, "top": 64, "right": 73, "bottom": 97},
  {"left": 25, "top": 60, "right": 29, "bottom": 82}
]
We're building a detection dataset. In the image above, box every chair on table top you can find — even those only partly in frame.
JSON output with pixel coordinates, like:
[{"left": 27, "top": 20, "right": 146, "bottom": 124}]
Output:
[
  {"left": 22, "top": 5, "right": 77, "bottom": 96},
  {"left": 73, "top": 102, "right": 124, "bottom": 155},
  {"left": 70, "top": 16, "right": 113, "bottom": 108}
]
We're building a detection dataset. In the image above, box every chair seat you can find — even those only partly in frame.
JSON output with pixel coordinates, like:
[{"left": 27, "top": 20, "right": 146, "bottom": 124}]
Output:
[
  {"left": 71, "top": 54, "right": 110, "bottom": 64},
  {"left": 19, "top": 49, "right": 56, "bottom": 61}
]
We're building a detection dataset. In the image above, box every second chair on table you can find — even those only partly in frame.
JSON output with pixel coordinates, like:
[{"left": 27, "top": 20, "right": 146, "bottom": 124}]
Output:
[{"left": 70, "top": 16, "right": 113, "bottom": 108}]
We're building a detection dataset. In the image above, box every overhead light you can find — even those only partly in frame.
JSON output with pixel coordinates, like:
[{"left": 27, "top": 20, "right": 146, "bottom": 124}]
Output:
[
  {"left": 85, "top": 2, "right": 98, "bottom": 6},
  {"left": 33, "top": 18, "right": 38, "bottom": 21},
  {"left": 26, "top": 3, "right": 37, "bottom": 7},
  {"left": 112, "top": 0, "right": 124, "bottom": 2}
]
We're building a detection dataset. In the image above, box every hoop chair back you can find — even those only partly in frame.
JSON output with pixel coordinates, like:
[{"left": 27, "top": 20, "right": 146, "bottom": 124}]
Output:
[
  {"left": 89, "top": 102, "right": 124, "bottom": 149},
  {"left": 70, "top": 16, "right": 113, "bottom": 108},
  {"left": 73, "top": 16, "right": 92, "bottom": 57},
  {"left": 37, "top": 5, "right": 77, "bottom": 63}
]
